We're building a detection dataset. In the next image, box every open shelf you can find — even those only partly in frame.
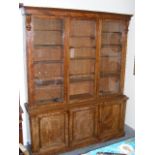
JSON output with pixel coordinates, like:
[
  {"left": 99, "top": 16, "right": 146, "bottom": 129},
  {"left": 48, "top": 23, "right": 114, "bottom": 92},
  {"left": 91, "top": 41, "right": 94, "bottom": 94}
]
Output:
[
  {"left": 69, "top": 47, "right": 96, "bottom": 59},
  {"left": 34, "top": 62, "right": 64, "bottom": 81},
  {"left": 70, "top": 93, "right": 94, "bottom": 101},
  {"left": 69, "top": 78, "right": 94, "bottom": 102},
  {"left": 32, "top": 17, "right": 64, "bottom": 31},
  {"left": 99, "top": 75, "right": 120, "bottom": 96},
  {"left": 33, "top": 46, "right": 63, "bottom": 62},
  {"left": 100, "top": 55, "right": 121, "bottom": 74},
  {"left": 70, "top": 58, "right": 95, "bottom": 75},
  {"left": 99, "top": 90, "right": 119, "bottom": 96},
  {"left": 100, "top": 49, "right": 121, "bottom": 58},
  {"left": 34, "top": 84, "right": 64, "bottom": 103}
]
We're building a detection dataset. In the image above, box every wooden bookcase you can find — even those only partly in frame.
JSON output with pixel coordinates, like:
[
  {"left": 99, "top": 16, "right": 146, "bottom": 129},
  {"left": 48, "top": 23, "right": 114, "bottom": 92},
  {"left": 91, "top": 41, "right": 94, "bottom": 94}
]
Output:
[{"left": 21, "top": 5, "right": 131, "bottom": 155}]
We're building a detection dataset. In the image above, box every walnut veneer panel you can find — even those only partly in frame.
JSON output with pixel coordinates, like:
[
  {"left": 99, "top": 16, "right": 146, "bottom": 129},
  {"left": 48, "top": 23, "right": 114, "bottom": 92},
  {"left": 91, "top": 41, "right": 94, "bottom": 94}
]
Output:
[
  {"left": 30, "top": 111, "right": 68, "bottom": 154},
  {"left": 70, "top": 106, "right": 97, "bottom": 146},
  {"left": 99, "top": 101, "right": 126, "bottom": 139}
]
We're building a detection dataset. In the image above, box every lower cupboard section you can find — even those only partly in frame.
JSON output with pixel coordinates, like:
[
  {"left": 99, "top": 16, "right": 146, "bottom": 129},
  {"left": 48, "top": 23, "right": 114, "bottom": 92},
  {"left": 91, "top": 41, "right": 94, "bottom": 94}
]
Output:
[{"left": 29, "top": 100, "right": 126, "bottom": 155}]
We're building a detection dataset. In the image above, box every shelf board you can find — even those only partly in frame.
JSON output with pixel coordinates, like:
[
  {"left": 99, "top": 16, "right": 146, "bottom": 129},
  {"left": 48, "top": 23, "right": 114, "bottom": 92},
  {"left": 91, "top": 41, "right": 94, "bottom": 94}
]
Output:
[
  {"left": 100, "top": 72, "right": 120, "bottom": 77},
  {"left": 70, "top": 73, "right": 95, "bottom": 77},
  {"left": 35, "top": 79, "right": 64, "bottom": 86},
  {"left": 70, "top": 77, "right": 94, "bottom": 83},
  {"left": 99, "top": 90, "right": 119, "bottom": 95},
  {"left": 102, "top": 31, "right": 122, "bottom": 34},
  {"left": 34, "top": 44, "right": 63, "bottom": 48},
  {"left": 101, "top": 44, "right": 122, "bottom": 47},
  {"left": 70, "top": 93, "right": 94, "bottom": 101},
  {"left": 70, "top": 46, "right": 96, "bottom": 49},
  {"left": 33, "top": 60, "right": 64, "bottom": 64},
  {"left": 70, "top": 57, "right": 95, "bottom": 60},
  {"left": 36, "top": 97, "right": 64, "bottom": 104},
  {"left": 34, "top": 29, "right": 63, "bottom": 32},
  {"left": 100, "top": 55, "right": 120, "bottom": 58},
  {"left": 70, "top": 35, "right": 95, "bottom": 39}
]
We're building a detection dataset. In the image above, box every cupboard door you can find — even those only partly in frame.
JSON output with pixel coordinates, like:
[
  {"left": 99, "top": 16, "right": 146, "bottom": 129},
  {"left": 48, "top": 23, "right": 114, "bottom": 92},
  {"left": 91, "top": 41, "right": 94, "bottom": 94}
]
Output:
[
  {"left": 99, "top": 20, "right": 126, "bottom": 95},
  {"left": 31, "top": 111, "right": 68, "bottom": 153},
  {"left": 99, "top": 101, "right": 126, "bottom": 139},
  {"left": 30, "top": 16, "right": 65, "bottom": 104},
  {"left": 70, "top": 106, "right": 98, "bottom": 146}
]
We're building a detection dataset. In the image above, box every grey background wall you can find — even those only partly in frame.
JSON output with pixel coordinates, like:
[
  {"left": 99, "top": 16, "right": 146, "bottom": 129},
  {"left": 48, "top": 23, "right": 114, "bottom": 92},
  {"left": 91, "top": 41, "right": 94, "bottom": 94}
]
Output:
[{"left": 18, "top": 0, "right": 135, "bottom": 145}]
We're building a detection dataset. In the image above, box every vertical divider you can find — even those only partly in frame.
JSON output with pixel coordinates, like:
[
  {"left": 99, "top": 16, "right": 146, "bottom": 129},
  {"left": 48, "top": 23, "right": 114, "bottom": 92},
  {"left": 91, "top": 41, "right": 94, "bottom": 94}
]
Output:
[
  {"left": 26, "top": 15, "right": 35, "bottom": 106},
  {"left": 64, "top": 17, "right": 70, "bottom": 104},
  {"left": 120, "top": 20, "right": 130, "bottom": 93},
  {"left": 95, "top": 19, "right": 102, "bottom": 97}
]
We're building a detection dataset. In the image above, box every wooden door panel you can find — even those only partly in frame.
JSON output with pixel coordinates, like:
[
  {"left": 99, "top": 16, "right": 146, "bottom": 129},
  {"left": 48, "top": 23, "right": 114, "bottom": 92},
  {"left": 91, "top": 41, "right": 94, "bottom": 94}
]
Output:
[
  {"left": 100, "top": 103, "right": 120, "bottom": 133},
  {"left": 39, "top": 113, "right": 66, "bottom": 149},
  {"left": 31, "top": 111, "right": 68, "bottom": 152},
  {"left": 99, "top": 101, "right": 125, "bottom": 138},
  {"left": 70, "top": 106, "right": 97, "bottom": 146}
]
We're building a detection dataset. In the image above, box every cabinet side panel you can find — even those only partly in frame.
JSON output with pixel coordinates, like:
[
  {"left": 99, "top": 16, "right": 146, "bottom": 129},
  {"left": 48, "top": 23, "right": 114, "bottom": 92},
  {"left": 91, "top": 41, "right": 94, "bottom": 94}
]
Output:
[{"left": 30, "top": 117, "right": 40, "bottom": 152}]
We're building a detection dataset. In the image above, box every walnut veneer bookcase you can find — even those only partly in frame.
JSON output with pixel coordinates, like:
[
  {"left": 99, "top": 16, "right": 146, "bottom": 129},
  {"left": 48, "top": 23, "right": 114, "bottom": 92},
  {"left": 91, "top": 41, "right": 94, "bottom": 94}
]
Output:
[{"left": 20, "top": 5, "right": 131, "bottom": 155}]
